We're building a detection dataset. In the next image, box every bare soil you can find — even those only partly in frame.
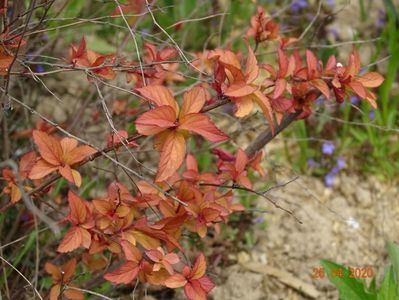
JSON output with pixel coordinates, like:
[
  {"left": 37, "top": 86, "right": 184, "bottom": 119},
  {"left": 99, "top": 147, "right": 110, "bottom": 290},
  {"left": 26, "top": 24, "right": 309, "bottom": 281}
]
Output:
[{"left": 211, "top": 171, "right": 399, "bottom": 300}]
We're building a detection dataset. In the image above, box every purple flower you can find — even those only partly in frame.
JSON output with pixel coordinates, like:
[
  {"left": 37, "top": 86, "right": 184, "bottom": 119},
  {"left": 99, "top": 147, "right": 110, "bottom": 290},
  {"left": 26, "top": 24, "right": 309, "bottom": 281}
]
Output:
[
  {"left": 368, "top": 110, "right": 375, "bottom": 120},
  {"left": 328, "top": 27, "right": 339, "bottom": 39},
  {"left": 322, "top": 142, "right": 335, "bottom": 155},
  {"left": 326, "top": 0, "right": 335, "bottom": 6},
  {"left": 324, "top": 172, "right": 336, "bottom": 187},
  {"left": 307, "top": 158, "right": 317, "bottom": 168},
  {"left": 336, "top": 157, "right": 345, "bottom": 170},
  {"left": 290, "top": 0, "right": 308, "bottom": 14},
  {"left": 376, "top": 9, "right": 386, "bottom": 28},
  {"left": 36, "top": 65, "right": 45, "bottom": 73},
  {"left": 350, "top": 96, "right": 360, "bottom": 105},
  {"left": 254, "top": 216, "right": 265, "bottom": 224},
  {"left": 331, "top": 166, "right": 341, "bottom": 174}
]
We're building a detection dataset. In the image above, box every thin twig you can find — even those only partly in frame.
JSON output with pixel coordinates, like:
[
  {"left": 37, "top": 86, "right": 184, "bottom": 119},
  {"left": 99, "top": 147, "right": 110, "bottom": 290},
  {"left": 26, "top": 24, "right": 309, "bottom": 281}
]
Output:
[{"left": 0, "top": 254, "right": 43, "bottom": 300}]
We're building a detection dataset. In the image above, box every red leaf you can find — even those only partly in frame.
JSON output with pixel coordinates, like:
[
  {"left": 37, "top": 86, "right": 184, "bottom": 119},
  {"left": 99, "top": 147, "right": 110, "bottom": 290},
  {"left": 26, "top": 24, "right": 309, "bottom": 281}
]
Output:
[
  {"left": 136, "top": 106, "right": 177, "bottom": 135},
  {"left": 184, "top": 281, "right": 207, "bottom": 300},
  {"left": 67, "top": 191, "right": 87, "bottom": 224},
  {"left": 62, "top": 258, "right": 78, "bottom": 282},
  {"left": 235, "top": 149, "right": 249, "bottom": 174},
  {"left": 179, "top": 113, "right": 229, "bottom": 142},
  {"left": 190, "top": 253, "right": 206, "bottom": 280},
  {"left": 180, "top": 86, "right": 208, "bottom": 117},
  {"left": 306, "top": 50, "right": 318, "bottom": 79},
  {"left": 0, "top": 53, "right": 13, "bottom": 75},
  {"left": 45, "top": 262, "right": 62, "bottom": 281},
  {"left": 164, "top": 273, "right": 187, "bottom": 288},
  {"left": 104, "top": 262, "right": 140, "bottom": 284},
  {"left": 32, "top": 130, "right": 62, "bottom": 165},
  {"left": 59, "top": 165, "right": 82, "bottom": 187},
  {"left": 57, "top": 226, "right": 82, "bottom": 253},
  {"left": 224, "top": 83, "right": 257, "bottom": 98},
  {"left": 273, "top": 78, "right": 287, "bottom": 99},
  {"left": 252, "top": 91, "right": 275, "bottom": 134},
  {"left": 155, "top": 131, "right": 186, "bottom": 182},
  {"left": 65, "top": 145, "right": 96, "bottom": 165},
  {"left": 121, "top": 241, "right": 142, "bottom": 262},
  {"left": 357, "top": 72, "right": 384, "bottom": 88},
  {"left": 136, "top": 85, "right": 178, "bottom": 113},
  {"left": 277, "top": 48, "right": 289, "bottom": 77},
  {"left": 244, "top": 45, "right": 259, "bottom": 83},
  {"left": 310, "top": 79, "right": 330, "bottom": 99},
  {"left": 350, "top": 80, "right": 367, "bottom": 99},
  {"left": 29, "top": 159, "right": 58, "bottom": 180}
]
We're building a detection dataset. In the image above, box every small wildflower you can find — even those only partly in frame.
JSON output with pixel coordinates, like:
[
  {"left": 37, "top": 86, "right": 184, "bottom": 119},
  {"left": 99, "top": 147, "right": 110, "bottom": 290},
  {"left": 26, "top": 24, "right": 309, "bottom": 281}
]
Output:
[
  {"left": 328, "top": 27, "right": 339, "bottom": 39},
  {"left": 324, "top": 172, "right": 336, "bottom": 187},
  {"left": 307, "top": 158, "right": 317, "bottom": 168},
  {"left": 336, "top": 157, "right": 345, "bottom": 170},
  {"left": 326, "top": 0, "right": 335, "bottom": 6},
  {"left": 254, "top": 216, "right": 265, "bottom": 224},
  {"left": 368, "top": 110, "right": 375, "bottom": 120},
  {"left": 350, "top": 96, "right": 360, "bottom": 105},
  {"left": 26, "top": 53, "right": 34, "bottom": 61},
  {"left": 322, "top": 142, "right": 335, "bottom": 155},
  {"left": 36, "top": 65, "right": 45, "bottom": 73},
  {"left": 290, "top": 0, "right": 308, "bottom": 14},
  {"left": 376, "top": 9, "right": 386, "bottom": 28},
  {"left": 330, "top": 166, "right": 340, "bottom": 174}
]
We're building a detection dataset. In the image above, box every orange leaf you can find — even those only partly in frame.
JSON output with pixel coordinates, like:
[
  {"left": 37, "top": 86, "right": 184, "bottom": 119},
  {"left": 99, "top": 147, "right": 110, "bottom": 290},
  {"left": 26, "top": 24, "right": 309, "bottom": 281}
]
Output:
[
  {"left": 136, "top": 85, "right": 178, "bottom": 113},
  {"left": 32, "top": 130, "right": 62, "bottom": 166},
  {"left": 184, "top": 281, "right": 207, "bottom": 300},
  {"left": 59, "top": 165, "right": 82, "bottom": 187},
  {"left": 244, "top": 45, "right": 259, "bottom": 83},
  {"left": 156, "top": 131, "right": 186, "bottom": 182},
  {"left": 45, "top": 262, "right": 62, "bottom": 281},
  {"left": 60, "top": 137, "right": 78, "bottom": 156},
  {"left": 0, "top": 53, "right": 13, "bottom": 75},
  {"left": 357, "top": 72, "right": 384, "bottom": 88},
  {"left": 92, "top": 199, "right": 112, "bottom": 215},
  {"left": 63, "top": 285, "right": 84, "bottom": 300},
  {"left": 306, "top": 50, "right": 318, "bottom": 79},
  {"left": 252, "top": 90, "right": 275, "bottom": 134},
  {"left": 130, "top": 229, "right": 161, "bottom": 250},
  {"left": 164, "top": 273, "right": 187, "bottom": 288},
  {"left": 235, "top": 149, "right": 248, "bottom": 174},
  {"left": 234, "top": 95, "right": 254, "bottom": 117},
  {"left": 179, "top": 113, "right": 228, "bottom": 142},
  {"left": 65, "top": 145, "right": 96, "bottom": 165},
  {"left": 57, "top": 226, "right": 83, "bottom": 253},
  {"left": 10, "top": 183, "right": 22, "bottom": 204},
  {"left": 224, "top": 83, "right": 257, "bottom": 98},
  {"left": 67, "top": 191, "right": 87, "bottom": 224},
  {"left": 208, "top": 49, "right": 241, "bottom": 71},
  {"left": 49, "top": 284, "right": 61, "bottom": 300},
  {"left": 350, "top": 80, "right": 367, "bottom": 99},
  {"left": 310, "top": 79, "right": 330, "bottom": 99},
  {"left": 190, "top": 253, "right": 206, "bottom": 280},
  {"left": 29, "top": 159, "right": 58, "bottom": 180},
  {"left": 180, "top": 86, "right": 208, "bottom": 117},
  {"left": 136, "top": 106, "right": 177, "bottom": 135},
  {"left": 121, "top": 240, "right": 142, "bottom": 262},
  {"left": 62, "top": 258, "right": 78, "bottom": 282},
  {"left": 104, "top": 262, "right": 140, "bottom": 284},
  {"left": 80, "top": 227, "right": 92, "bottom": 249},
  {"left": 273, "top": 78, "right": 287, "bottom": 99},
  {"left": 277, "top": 48, "right": 289, "bottom": 77},
  {"left": 19, "top": 151, "right": 37, "bottom": 179}
]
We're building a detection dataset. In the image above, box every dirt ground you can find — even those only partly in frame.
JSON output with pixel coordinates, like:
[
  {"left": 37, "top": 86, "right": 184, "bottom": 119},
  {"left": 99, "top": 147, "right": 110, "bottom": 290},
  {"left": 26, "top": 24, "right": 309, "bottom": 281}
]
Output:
[{"left": 210, "top": 169, "right": 399, "bottom": 300}]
